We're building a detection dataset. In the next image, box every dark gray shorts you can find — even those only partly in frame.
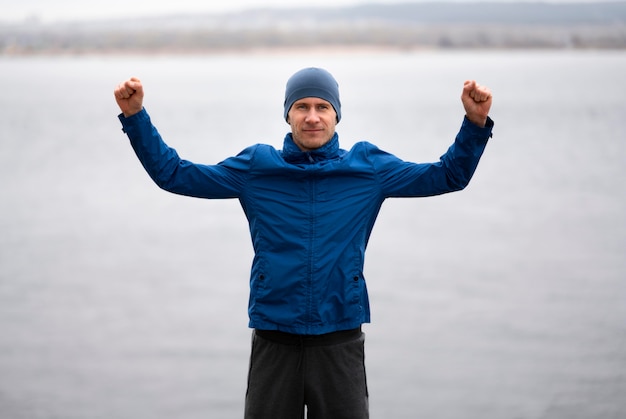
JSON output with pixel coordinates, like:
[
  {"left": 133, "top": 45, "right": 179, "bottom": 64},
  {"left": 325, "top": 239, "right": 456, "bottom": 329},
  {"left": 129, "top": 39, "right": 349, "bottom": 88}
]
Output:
[{"left": 244, "top": 328, "right": 369, "bottom": 419}]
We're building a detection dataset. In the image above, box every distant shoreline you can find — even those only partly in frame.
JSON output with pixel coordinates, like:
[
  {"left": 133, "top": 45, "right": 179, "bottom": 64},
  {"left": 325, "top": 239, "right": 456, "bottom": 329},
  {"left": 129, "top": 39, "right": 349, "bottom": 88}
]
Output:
[
  {"left": 2, "top": 2, "right": 625, "bottom": 55},
  {"left": 3, "top": 25, "right": 624, "bottom": 56},
  {"left": 2, "top": 42, "right": 624, "bottom": 57}
]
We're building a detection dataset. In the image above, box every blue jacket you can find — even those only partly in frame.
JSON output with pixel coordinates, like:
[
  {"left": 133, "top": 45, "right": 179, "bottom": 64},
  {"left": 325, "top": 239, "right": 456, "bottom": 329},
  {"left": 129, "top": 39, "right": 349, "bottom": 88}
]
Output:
[{"left": 119, "top": 109, "right": 493, "bottom": 335}]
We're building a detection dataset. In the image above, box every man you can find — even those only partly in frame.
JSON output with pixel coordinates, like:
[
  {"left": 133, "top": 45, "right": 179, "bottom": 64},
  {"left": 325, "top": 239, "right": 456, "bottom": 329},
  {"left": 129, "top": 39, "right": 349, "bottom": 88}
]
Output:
[{"left": 114, "top": 67, "right": 493, "bottom": 419}]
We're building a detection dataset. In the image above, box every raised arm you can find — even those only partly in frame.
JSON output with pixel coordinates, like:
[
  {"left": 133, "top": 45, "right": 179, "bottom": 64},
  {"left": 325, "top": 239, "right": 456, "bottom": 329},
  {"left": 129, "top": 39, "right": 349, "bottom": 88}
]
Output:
[
  {"left": 114, "top": 77, "right": 249, "bottom": 199},
  {"left": 373, "top": 80, "right": 493, "bottom": 197}
]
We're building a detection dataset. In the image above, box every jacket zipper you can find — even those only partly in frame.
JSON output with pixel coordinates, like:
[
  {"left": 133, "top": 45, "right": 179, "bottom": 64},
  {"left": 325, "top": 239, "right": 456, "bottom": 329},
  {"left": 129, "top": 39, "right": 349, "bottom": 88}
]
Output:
[{"left": 306, "top": 155, "right": 316, "bottom": 331}]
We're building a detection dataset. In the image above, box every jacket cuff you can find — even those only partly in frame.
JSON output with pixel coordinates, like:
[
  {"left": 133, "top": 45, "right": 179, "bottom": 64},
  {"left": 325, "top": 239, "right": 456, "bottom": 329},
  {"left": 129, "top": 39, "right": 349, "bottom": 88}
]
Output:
[
  {"left": 462, "top": 115, "right": 494, "bottom": 140},
  {"left": 118, "top": 108, "right": 149, "bottom": 134}
]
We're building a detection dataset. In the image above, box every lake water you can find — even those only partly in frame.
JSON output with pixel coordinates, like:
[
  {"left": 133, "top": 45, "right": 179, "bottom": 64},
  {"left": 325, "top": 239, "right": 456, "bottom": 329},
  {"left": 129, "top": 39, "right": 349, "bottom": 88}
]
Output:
[{"left": 1, "top": 50, "right": 625, "bottom": 419}]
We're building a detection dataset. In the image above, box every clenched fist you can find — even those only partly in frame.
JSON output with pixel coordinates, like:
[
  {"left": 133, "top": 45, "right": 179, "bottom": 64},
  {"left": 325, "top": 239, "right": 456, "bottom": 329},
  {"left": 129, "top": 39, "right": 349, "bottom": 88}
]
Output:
[
  {"left": 461, "top": 80, "right": 493, "bottom": 127},
  {"left": 114, "top": 77, "right": 144, "bottom": 118}
]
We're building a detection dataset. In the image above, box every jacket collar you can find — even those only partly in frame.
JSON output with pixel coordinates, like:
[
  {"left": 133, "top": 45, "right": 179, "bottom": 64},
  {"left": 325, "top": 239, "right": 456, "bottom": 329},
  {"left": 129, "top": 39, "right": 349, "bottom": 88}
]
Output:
[{"left": 281, "top": 132, "right": 340, "bottom": 164}]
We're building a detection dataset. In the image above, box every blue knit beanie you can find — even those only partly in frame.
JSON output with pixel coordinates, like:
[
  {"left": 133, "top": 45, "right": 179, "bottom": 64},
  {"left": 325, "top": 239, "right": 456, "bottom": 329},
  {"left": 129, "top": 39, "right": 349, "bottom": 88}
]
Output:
[{"left": 284, "top": 67, "right": 341, "bottom": 123}]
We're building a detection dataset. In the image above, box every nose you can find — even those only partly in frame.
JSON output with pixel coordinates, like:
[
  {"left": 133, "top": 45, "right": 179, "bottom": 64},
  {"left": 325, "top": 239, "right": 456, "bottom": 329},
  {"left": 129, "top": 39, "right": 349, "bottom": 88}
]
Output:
[{"left": 305, "top": 108, "right": 321, "bottom": 123}]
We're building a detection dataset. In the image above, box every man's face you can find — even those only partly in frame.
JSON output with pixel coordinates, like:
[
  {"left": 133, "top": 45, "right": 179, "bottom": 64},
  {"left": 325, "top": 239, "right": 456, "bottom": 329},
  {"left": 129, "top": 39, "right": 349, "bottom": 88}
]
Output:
[{"left": 287, "top": 97, "right": 337, "bottom": 152}]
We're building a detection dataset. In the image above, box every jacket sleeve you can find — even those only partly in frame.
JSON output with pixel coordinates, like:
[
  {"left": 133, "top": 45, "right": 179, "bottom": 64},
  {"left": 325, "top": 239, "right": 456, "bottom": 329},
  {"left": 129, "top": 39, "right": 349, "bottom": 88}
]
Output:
[
  {"left": 371, "top": 116, "right": 493, "bottom": 198},
  {"left": 119, "top": 109, "right": 250, "bottom": 199}
]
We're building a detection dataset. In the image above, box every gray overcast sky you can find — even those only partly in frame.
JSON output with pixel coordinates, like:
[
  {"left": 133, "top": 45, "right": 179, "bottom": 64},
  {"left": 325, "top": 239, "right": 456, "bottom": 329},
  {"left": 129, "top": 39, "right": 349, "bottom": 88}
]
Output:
[{"left": 0, "top": 0, "right": 611, "bottom": 23}]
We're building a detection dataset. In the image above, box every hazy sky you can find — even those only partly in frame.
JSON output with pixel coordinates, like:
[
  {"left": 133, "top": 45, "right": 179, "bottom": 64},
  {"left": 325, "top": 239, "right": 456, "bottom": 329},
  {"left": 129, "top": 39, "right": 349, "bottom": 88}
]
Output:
[{"left": 0, "top": 0, "right": 610, "bottom": 23}]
